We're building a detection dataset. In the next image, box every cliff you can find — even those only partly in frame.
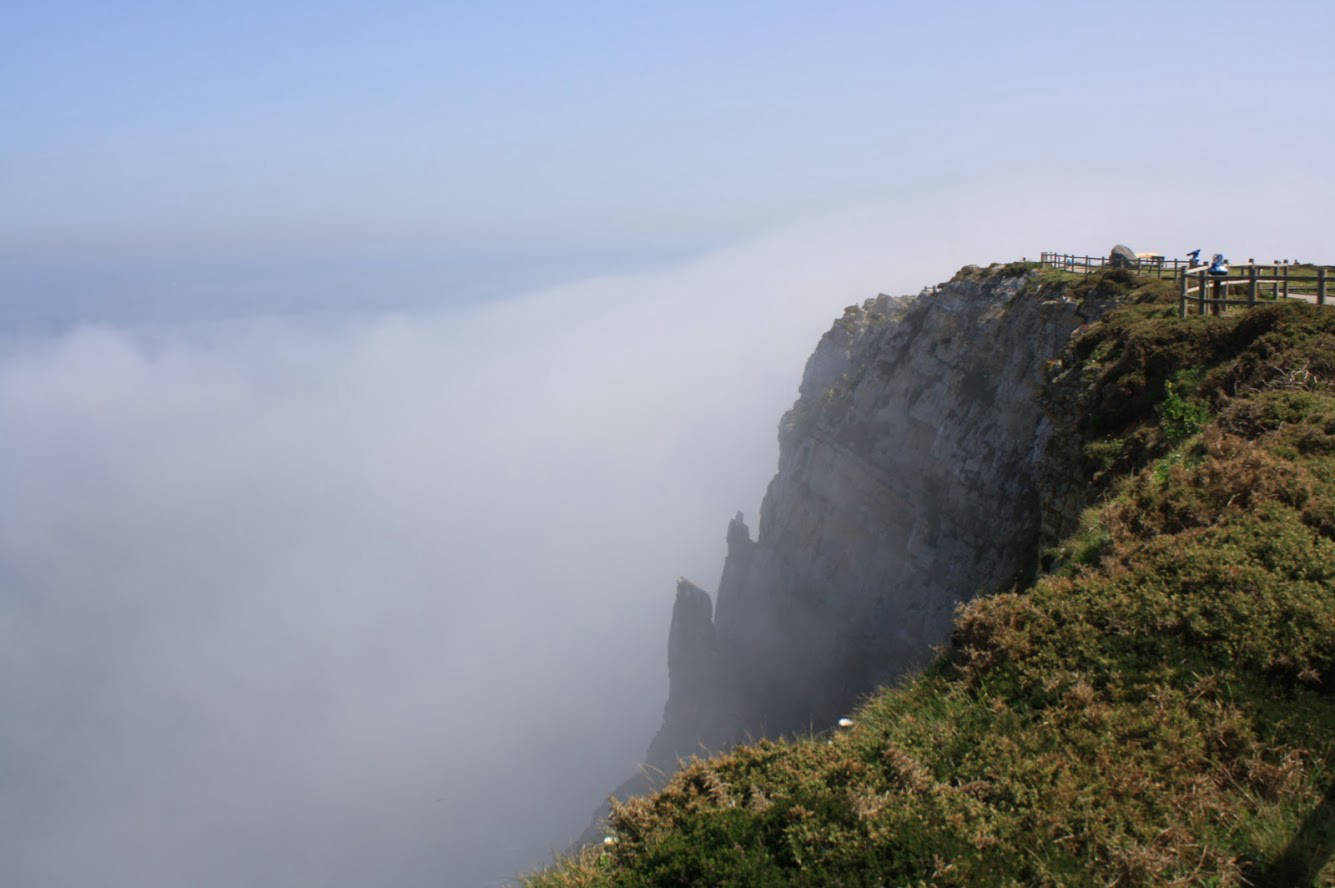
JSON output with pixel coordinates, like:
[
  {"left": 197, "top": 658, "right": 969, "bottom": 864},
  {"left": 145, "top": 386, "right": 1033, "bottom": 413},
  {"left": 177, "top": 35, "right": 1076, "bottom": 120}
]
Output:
[
  {"left": 542, "top": 261, "right": 1335, "bottom": 885},
  {"left": 646, "top": 264, "right": 1122, "bottom": 771}
]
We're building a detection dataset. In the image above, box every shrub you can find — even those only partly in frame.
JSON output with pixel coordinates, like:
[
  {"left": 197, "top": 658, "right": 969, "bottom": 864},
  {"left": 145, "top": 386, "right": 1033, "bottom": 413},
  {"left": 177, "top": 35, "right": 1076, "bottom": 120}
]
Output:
[{"left": 1159, "top": 378, "right": 1210, "bottom": 445}]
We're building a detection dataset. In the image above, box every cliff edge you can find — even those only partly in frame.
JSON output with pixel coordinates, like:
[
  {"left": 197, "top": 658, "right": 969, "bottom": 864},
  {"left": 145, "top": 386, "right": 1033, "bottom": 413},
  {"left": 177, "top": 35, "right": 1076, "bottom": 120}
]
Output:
[
  {"left": 544, "top": 261, "right": 1335, "bottom": 886},
  {"left": 648, "top": 264, "right": 1123, "bottom": 771}
]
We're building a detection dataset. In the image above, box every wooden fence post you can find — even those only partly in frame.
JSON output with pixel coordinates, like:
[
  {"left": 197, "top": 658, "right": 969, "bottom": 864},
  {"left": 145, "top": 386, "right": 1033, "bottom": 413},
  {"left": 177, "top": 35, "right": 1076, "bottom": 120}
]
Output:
[
  {"left": 1248, "top": 264, "right": 1258, "bottom": 306},
  {"left": 1179, "top": 270, "right": 1188, "bottom": 318},
  {"left": 1320, "top": 267, "right": 1328, "bottom": 306},
  {"left": 1283, "top": 264, "right": 1289, "bottom": 300}
]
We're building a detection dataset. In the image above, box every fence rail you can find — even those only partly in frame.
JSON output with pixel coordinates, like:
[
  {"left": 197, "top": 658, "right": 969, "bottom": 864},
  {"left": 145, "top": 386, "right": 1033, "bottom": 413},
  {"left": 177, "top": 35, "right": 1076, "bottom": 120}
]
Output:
[
  {"left": 1177, "top": 263, "right": 1329, "bottom": 317},
  {"left": 1038, "top": 252, "right": 1331, "bottom": 317},
  {"left": 1039, "top": 251, "right": 1195, "bottom": 277}
]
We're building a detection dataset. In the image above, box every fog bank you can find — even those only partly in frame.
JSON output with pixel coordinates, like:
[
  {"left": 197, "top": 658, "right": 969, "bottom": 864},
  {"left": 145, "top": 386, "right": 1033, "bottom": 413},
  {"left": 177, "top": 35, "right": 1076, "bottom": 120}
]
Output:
[{"left": 3, "top": 186, "right": 1329, "bottom": 887}]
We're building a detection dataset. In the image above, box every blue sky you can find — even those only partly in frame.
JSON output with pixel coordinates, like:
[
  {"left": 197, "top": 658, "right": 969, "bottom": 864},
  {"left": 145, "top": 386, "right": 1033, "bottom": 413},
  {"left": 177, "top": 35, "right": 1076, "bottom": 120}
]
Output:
[{"left": 7, "top": 0, "right": 1331, "bottom": 260}]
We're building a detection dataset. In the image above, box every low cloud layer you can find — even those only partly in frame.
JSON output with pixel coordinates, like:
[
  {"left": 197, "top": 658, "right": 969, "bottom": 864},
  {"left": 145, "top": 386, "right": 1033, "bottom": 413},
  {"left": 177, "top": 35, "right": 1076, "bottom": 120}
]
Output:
[{"left": 3, "top": 186, "right": 1329, "bottom": 887}]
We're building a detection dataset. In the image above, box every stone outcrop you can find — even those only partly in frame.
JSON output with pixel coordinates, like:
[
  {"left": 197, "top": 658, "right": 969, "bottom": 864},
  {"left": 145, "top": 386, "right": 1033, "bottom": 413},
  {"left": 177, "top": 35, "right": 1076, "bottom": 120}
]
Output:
[
  {"left": 643, "top": 579, "right": 728, "bottom": 767},
  {"left": 587, "top": 265, "right": 1128, "bottom": 839},
  {"left": 1109, "top": 244, "right": 1138, "bottom": 268}
]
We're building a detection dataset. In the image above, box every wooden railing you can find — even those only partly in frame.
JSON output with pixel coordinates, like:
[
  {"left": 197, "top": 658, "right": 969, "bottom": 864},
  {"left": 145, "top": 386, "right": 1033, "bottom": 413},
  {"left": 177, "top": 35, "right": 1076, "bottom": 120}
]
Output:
[
  {"left": 1039, "top": 252, "right": 1331, "bottom": 316},
  {"left": 1177, "top": 262, "right": 1330, "bottom": 317},
  {"left": 1039, "top": 251, "right": 1195, "bottom": 277}
]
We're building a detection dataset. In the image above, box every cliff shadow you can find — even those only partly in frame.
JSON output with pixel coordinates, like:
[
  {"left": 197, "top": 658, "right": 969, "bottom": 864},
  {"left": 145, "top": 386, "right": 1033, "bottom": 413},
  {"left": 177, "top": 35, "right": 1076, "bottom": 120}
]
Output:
[{"left": 1247, "top": 777, "right": 1335, "bottom": 887}]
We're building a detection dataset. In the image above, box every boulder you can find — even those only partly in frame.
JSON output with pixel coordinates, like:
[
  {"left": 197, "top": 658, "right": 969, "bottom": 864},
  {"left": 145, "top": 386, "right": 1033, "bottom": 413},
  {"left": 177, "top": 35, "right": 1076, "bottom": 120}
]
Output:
[{"left": 1108, "top": 244, "right": 1137, "bottom": 268}]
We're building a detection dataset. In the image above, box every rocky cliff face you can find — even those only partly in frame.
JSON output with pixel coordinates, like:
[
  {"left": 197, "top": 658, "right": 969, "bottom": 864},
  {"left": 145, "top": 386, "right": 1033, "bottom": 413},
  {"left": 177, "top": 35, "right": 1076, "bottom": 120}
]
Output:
[{"left": 641, "top": 266, "right": 1123, "bottom": 775}]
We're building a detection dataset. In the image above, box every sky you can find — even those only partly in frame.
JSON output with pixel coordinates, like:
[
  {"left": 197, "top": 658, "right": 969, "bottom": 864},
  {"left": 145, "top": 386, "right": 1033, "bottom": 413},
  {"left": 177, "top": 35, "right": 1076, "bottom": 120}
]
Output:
[
  {"left": 2, "top": 1, "right": 1334, "bottom": 886},
  {"left": 7, "top": 1, "right": 1332, "bottom": 276}
]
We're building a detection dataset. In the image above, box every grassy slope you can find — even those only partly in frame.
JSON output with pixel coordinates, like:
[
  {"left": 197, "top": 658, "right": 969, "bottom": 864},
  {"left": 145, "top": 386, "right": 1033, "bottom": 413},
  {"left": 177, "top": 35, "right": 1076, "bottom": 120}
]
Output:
[{"left": 528, "top": 270, "right": 1335, "bottom": 887}]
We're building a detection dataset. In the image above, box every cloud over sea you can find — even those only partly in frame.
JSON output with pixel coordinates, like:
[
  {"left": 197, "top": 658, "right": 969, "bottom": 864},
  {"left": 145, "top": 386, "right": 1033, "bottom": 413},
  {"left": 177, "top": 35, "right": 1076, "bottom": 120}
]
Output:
[{"left": 3, "top": 184, "right": 1328, "bottom": 886}]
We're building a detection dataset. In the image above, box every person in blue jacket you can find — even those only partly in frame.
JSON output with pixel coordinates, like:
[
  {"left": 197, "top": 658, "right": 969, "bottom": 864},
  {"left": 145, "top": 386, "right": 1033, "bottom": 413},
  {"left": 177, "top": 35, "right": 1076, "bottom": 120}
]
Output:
[{"left": 1209, "top": 253, "right": 1229, "bottom": 275}]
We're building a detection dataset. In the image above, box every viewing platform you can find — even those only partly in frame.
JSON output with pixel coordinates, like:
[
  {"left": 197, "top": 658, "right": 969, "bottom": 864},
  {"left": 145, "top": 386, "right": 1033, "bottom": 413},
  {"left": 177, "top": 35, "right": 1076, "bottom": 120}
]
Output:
[{"left": 1039, "top": 251, "right": 1331, "bottom": 318}]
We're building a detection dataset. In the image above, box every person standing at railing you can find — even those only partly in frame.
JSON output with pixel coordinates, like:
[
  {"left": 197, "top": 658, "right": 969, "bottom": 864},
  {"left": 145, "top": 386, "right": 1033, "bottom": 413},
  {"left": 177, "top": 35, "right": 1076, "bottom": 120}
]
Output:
[{"left": 1209, "top": 254, "right": 1229, "bottom": 275}]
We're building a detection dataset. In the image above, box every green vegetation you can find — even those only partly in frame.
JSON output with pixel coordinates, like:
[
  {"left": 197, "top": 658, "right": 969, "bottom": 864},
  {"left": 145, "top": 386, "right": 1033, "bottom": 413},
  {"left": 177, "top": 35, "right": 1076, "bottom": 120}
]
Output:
[
  {"left": 1159, "top": 371, "right": 1210, "bottom": 446},
  {"left": 1033, "top": 264, "right": 1175, "bottom": 303},
  {"left": 999, "top": 259, "right": 1042, "bottom": 277},
  {"left": 528, "top": 275, "right": 1335, "bottom": 887}
]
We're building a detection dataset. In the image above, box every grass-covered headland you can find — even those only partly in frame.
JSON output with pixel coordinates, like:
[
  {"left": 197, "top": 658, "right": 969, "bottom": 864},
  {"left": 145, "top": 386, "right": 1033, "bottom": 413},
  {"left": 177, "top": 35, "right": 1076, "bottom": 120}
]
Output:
[{"left": 529, "top": 268, "right": 1335, "bottom": 887}]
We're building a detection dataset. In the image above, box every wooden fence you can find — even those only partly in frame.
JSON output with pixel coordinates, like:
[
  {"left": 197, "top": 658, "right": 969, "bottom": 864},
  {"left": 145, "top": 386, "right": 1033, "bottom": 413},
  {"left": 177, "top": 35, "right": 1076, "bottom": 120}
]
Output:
[
  {"left": 1039, "top": 251, "right": 1196, "bottom": 277},
  {"left": 1039, "top": 252, "right": 1331, "bottom": 317},
  {"left": 1177, "top": 262, "right": 1329, "bottom": 317}
]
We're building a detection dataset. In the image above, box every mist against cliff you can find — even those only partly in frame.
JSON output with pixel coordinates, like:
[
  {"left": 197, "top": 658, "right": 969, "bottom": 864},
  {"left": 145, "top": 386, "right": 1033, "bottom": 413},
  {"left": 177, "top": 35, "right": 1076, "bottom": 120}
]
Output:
[
  {"left": 0, "top": 208, "right": 924, "bottom": 887},
  {"left": 2, "top": 190, "right": 1329, "bottom": 887}
]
